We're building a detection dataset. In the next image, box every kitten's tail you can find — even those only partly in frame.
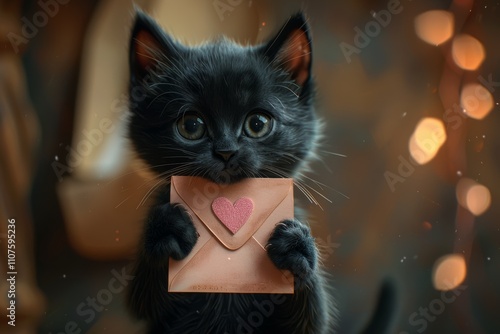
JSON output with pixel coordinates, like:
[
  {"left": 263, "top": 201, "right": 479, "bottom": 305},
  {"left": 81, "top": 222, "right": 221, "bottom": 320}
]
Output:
[{"left": 360, "top": 279, "right": 397, "bottom": 334}]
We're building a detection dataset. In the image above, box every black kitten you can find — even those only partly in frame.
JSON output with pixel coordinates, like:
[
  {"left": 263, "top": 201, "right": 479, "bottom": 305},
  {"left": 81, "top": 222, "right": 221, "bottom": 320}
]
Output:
[{"left": 127, "top": 10, "right": 335, "bottom": 334}]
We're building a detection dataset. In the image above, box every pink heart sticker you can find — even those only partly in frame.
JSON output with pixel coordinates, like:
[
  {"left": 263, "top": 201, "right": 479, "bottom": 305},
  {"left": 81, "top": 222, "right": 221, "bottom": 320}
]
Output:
[{"left": 212, "top": 197, "right": 254, "bottom": 234}]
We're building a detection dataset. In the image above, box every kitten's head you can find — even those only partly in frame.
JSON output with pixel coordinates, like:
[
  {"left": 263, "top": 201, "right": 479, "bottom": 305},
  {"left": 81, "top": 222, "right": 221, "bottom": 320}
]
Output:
[{"left": 128, "top": 11, "right": 319, "bottom": 184}]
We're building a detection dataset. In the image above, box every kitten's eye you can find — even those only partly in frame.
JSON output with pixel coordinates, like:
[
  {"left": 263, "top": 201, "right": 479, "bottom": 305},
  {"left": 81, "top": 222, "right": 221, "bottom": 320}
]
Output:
[
  {"left": 244, "top": 112, "right": 273, "bottom": 138},
  {"left": 177, "top": 113, "right": 206, "bottom": 140}
]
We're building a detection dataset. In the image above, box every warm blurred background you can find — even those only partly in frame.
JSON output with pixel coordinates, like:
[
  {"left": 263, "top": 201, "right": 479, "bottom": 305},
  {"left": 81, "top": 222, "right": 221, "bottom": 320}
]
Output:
[{"left": 0, "top": 0, "right": 499, "bottom": 333}]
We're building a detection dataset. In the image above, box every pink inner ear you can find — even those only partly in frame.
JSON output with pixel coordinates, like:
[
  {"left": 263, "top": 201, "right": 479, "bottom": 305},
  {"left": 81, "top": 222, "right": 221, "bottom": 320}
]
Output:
[
  {"left": 134, "top": 30, "right": 161, "bottom": 70},
  {"left": 280, "top": 30, "right": 311, "bottom": 87},
  {"left": 212, "top": 197, "right": 254, "bottom": 234}
]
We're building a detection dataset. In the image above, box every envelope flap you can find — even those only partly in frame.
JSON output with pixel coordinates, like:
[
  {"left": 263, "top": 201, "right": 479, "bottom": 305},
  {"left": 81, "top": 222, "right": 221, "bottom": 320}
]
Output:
[{"left": 171, "top": 176, "right": 293, "bottom": 250}]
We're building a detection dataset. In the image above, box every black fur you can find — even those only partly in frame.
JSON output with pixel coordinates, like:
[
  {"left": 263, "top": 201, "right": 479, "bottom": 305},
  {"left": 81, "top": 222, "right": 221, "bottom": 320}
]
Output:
[
  {"left": 143, "top": 201, "right": 198, "bottom": 262},
  {"left": 126, "top": 10, "right": 335, "bottom": 334},
  {"left": 267, "top": 219, "right": 318, "bottom": 282}
]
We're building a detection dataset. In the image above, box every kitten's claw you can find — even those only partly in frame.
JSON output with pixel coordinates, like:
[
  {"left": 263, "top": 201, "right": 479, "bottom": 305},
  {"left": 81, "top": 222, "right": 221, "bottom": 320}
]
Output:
[
  {"left": 143, "top": 203, "right": 198, "bottom": 263},
  {"left": 267, "top": 219, "right": 317, "bottom": 287}
]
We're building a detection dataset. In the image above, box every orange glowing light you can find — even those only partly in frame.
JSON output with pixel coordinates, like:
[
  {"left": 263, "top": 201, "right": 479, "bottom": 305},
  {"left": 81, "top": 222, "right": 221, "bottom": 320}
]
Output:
[
  {"left": 409, "top": 118, "right": 447, "bottom": 165},
  {"left": 432, "top": 254, "right": 467, "bottom": 291},
  {"left": 452, "top": 34, "right": 485, "bottom": 70},
  {"left": 456, "top": 178, "right": 491, "bottom": 216},
  {"left": 414, "top": 10, "right": 454, "bottom": 45},
  {"left": 460, "top": 83, "right": 494, "bottom": 120}
]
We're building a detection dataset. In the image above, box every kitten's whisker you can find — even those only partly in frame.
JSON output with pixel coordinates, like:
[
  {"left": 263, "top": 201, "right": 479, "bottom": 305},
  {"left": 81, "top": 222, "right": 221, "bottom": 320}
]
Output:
[
  {"left": 319, "top": 150, "right": 347, "bottom": 158},
  {"left": 134, "top": 41, "right": 185, "bottom": 82},
  {"left": 160, "top": 156, "right": 196, "bottom": 161},
  {"left": 293, "top": 179, "right": 322, "bottom": 208},
  {"left": 288, "top": 81, "right": 301, "bottom": 90},
  {"left": 273, "top": 84, "right": 299, "bottom": 98},
  {"left": 280, "top": 152, "right": 349, "bottom": 200},
  {"left": 134, "top": 53, "right": 186, "bottom": 91},
  {"left": 279, "top": 51, "right": 312, "bottom": 69},
  {"left": 273, "top": 96, "right": 285, "bottom": 109},
  {"left": 280, "top": 153, "right": 301, "bottom": 165},
  {"left": 133, "top": 165, "right": 193, "bottom": 200},
  {"left": 162, "top": 57, "right": 185, "bottom": 76},
  {"left": 295, "top": 172, "right": 325, "bottom": 191},
  {"left": 296, "top": 178, "right": 332, "bottom": 204},
  {"left": 200, "top": 166, "right": 212, "bottom": 180},
  {"left": 318, "top": 159, "right": 334, "bottom": 174},
  {"left": 148, "top": 94, "right": 185, "bottom": 113},
  {"left": 115, "top": 195, "right": 132, "bottom": 209},
  {"left": 149, "top": 82, "right": 186, "bottom": 93},
  {"left": 296, "top": 171, "right": 350, "bottom": 200},
  {"left": 295, "top": 171, "right": 334, "bottom": 191},
  {"left": 105, "top": 162, "right": 189, "bottom": 184},
  {"left": 262, "top": 15, "right": 290, "bottom": 59},
  {"left": 263, "top": 166, "right": 320, "bottom": 207},
  {"left": 264, "top": 163, "right": 338, "bottom": 208},
  {"left": 156, "top": 146, "right": 198, "bottom": 157},
  {"left": 137, "top": 178, "right": 166, "bottom": 209},
  {"left": 133, "top": 163, "right": 194, "bottom": 208},
  {"left": 134, "top": 46, "right": 167, "bottom": 68},
  {"left": 267, "top": 101, "right": 277, "bottom": 111}
]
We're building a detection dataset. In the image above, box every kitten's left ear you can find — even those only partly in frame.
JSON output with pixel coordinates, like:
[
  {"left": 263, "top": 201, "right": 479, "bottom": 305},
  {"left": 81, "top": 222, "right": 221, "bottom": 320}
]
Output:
[
  {"left": 129, "top": 10, "right": 180, "bottom": 85},
  {"left": 262, "top": 13, "right": 312, "bottom": 91}
]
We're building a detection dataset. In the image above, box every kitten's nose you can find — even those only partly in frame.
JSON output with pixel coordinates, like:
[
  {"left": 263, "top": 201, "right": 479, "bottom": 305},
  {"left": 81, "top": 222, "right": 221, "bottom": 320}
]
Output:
[{"left": 215, "top": 150, "right": 236, "bottom": 161}]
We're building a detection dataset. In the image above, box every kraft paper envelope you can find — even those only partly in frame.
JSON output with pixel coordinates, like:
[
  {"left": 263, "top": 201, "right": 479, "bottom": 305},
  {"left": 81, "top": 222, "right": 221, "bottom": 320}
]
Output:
[{"left": 168, "top": 176, "right": 294, "bottom": 294}]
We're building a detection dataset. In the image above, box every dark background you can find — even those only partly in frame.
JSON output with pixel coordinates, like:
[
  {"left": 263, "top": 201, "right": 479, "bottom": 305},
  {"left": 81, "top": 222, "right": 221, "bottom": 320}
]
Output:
[{"left": 1, "top": 0, "right": 499, "bottom": 333}]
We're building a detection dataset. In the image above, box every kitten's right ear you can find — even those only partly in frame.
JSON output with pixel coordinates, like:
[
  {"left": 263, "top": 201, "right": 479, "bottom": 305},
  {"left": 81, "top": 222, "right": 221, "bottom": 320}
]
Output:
[
  {"left": 261, "top": 13, "right": 312, "bottom": 92},
  {"left": 129, "top": 11, "right": 178, "bottom": 84}
]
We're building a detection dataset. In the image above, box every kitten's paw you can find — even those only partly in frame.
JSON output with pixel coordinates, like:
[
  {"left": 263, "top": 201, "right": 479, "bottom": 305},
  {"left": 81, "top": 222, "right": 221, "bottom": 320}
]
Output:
[
  {"left": 267, "top": 219, "right": 317, "bottom": 286},
  {"left": 143, "top": 203, "right": 198, "bottom": 263}
]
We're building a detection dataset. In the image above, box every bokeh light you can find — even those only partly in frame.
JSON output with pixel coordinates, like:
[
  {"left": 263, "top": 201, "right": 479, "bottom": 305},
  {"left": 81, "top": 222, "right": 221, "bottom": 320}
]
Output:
[
  {"left": 409, "top": 117, "right": 447, "bottom": 165},
  {"left": 414, "top": 10, "right": 454, "bottom": 45},
  {"left": 456, "top": 178, "right": 491, "bottom": 216},
  {"left": 452, "top": 34, "right": 485, "bottom": 70},
  {"left": 432, "top": 254, "right": 467, "bottom": 291},
  {"left": 460, "top": 83, "right": 494, "bottom": 120}
]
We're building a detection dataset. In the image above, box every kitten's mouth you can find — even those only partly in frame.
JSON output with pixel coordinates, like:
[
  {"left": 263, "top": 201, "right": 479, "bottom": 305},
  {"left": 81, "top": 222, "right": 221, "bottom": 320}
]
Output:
[{"left": 207, "top": 168, "right": 247, "bottom": 185}]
